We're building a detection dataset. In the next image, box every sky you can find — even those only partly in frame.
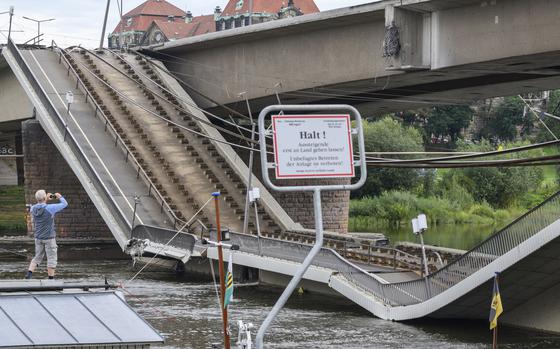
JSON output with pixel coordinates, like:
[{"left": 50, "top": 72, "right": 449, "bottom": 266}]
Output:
[{"left": 0, "top": 0, "right": 375, "bottom": 48}]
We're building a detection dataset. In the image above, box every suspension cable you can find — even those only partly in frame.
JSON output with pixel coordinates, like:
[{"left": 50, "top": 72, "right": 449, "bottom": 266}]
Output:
[{"left": 124, "top": 196, "right": 214, "bottom": 286}]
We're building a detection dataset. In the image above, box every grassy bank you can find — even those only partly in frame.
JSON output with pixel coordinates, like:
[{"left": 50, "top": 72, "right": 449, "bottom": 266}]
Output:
[
  {"left": 349, "top": 190, "right": 528, "bottom": 228},
  {"left": 0, "top": 186, "right": 26, "bottom": 234}
]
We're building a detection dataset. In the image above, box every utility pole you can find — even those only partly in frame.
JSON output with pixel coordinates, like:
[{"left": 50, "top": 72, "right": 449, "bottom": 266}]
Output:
[
  {"left": 22, "top": 16, "right": 55, "bottom": 45},
  {"left": 99, "top": 0, "right": 111, "bottom": 50}
]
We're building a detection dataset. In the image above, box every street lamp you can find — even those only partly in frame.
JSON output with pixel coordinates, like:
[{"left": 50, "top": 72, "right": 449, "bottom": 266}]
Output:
[
  {"left": 22, "top": 16, "right": 55, "bottom": 45},
  {"left": 411, "top": 213, "right": 429, "bottom": 277},
  {"left": 0, "top": 6, "right": 14, "bottom": 42}
]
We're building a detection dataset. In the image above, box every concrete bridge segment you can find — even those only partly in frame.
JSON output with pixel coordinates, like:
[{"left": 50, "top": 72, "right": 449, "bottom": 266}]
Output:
[{"left": 150, "top": 0, "right": 560, "bottom": 116}]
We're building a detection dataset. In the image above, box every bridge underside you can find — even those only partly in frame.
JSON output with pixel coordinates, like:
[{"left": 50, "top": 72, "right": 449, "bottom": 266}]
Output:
[
  {"left": 431, "top": 234, "right": 560, "bottom": 332},
  {"left": 147, "top": 0, "right": 560, "bottom": 116}
]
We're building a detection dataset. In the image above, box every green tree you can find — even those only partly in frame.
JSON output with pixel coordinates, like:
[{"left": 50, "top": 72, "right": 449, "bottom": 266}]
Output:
[
  {"left": 425, "top": 105, "right": 474, "bottom": 142},
  {"left": 353, "top": 117, "right": 424, "bottom": 198},
  {"left": 482, "top": 97, "right": 531, "bottom": 141},
  {"left": 455, "top": 140, "right": 543, "bottom": 207}
]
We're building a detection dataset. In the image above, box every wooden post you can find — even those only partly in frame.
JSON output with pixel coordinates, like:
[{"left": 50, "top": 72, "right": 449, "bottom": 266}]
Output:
[
  {"left": 492, "top": 325, "right": 497, "bottom": 349},
  {"left": 213, "top": 192, "right": 231, "bottom": 349}
]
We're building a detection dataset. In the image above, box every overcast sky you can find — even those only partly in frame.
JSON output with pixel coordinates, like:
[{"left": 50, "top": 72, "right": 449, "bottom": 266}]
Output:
[{"left": 0, "top": 0, "right": 375, "bottom": 47}]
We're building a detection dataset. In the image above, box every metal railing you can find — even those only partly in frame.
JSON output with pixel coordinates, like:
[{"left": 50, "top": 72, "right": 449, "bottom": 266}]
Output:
[
  {"left": 52, "top": 42, "right": 185, "bottom": 230},
  {"left": 5, "top": 39, "right": 131, "bottom": 240},
  {"left": 209, "top": 190, "right": 560, "bottom": 307},
  {"left": 380, "top": 190, "right": 560, "bottom": 305}
]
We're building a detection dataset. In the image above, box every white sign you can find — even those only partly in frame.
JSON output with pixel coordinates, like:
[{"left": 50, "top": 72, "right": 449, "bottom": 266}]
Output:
[{"left": 272, "top": 115, "right": 355, "bottom": 179}]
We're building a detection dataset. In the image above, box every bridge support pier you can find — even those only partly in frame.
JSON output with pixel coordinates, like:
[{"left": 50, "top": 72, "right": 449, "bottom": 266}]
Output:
[{"left": 21, "top": 120, "right": 111, "bottom": 239}]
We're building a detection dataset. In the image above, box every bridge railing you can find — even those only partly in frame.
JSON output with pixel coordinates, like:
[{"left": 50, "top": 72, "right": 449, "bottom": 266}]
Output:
[
  {"left": 5, "top": 39, "right": 132, "bottom": 241},
  {"left": 52, "top": 43, "right": 182, "bottom": 231},
  {"left": 214, "top": 190, "right": 560, "bottom": 307},
  {"left": 382, "top": 190, "right": 560, "bottom": 305}
]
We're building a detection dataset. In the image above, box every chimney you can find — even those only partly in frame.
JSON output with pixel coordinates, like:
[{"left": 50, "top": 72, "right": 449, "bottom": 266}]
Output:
[
  {"left": 168, "top": 15, "right": 174, "bottom": 22},
  {"left": 185, "top": 11, "right": 193, "bottom": 23}
]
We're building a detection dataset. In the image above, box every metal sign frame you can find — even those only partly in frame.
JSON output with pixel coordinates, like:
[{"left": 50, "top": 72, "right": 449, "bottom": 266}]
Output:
[
  {"left": 258, "top": 105, "right": 367, "bottom": 192},
  {"left": 255, "top": 104, "right": 367, "bottom": 349}
]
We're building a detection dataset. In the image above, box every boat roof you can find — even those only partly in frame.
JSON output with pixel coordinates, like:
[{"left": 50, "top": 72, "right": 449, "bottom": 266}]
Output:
[{"left": 0, "top": 283, "right": 164, "bottom": 348}]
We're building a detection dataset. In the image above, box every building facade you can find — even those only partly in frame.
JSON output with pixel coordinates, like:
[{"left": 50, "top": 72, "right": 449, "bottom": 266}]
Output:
[
  {"left": 215, "top": 0, "right": 319, "bottom": 31},
  {"left": 108, "top": 0, "right": 186, "bottom": 49}
]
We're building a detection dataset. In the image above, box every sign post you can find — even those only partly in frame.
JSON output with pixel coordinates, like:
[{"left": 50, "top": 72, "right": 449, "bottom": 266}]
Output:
[{"left": 255, "top": 105, "right": 367, "bottom": 349}]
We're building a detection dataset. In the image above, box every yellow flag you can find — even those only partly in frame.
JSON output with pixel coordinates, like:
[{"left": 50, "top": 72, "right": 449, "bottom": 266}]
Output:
[{"left": 489, "top": 274, "right": 503, "bottom": 330}]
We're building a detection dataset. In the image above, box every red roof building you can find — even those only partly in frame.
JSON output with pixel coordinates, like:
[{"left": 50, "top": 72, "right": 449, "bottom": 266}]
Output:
[
  {"left": 143, "top": 14, "right": 216, "bottom": 45},
  {"left": 216, "top": 0, "right": 319, "bottom": 31},
  {"left": 108, "top": 0, "right": 187, "bottom": 48}
]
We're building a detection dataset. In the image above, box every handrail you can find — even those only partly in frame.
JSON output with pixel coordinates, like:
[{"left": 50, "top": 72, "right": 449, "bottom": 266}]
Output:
[
  {"left": 53, "top": 42, "right": 185, "bottom": 230},
  {"left": 218, "top": 189, "right": 560, "bottom": 307},
  {"left": 5, "top": 39, "right": 131, "bottom": 241}
]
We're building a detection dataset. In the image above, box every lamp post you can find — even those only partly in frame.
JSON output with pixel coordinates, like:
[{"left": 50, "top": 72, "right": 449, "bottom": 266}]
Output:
[
  {"left": 0, "top": 6, "right": 14, "bottom": 42},
  {"left": 411, "top": 213, "right": 429, "bottom": 277},
  {"left": 22, "top": 16, "right": 55, "bottom": 45}
]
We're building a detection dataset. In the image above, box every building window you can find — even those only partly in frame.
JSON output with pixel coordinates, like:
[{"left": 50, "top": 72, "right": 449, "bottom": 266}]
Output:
[
  {"left": 126, "top": 18, "right": 132, "bottom": 27},
  {"left": 235, "top": 0, "right": 244, "bottom": 11}
]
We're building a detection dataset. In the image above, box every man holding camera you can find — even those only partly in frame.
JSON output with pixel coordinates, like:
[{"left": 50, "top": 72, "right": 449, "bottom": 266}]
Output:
[{"left": 25, "top": 190, "right": 68, "bottom": 280}]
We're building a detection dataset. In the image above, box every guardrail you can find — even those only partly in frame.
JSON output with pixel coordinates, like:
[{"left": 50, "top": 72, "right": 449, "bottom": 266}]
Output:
[
  {"left": 382, "top": 190, "right": 560, "bottom": 305},
  {"left": 52, "top": 42, "right": 185, "bottom": 231},
  {"left": 209, "top": 190, "right": 560, "bottom": 307},
  {"left": 5, "top": 39, "right": 131, "bottom": 240}
]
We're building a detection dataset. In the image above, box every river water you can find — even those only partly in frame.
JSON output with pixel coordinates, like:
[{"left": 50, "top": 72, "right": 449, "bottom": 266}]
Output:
[{"left": 1, "top": 259, "right": 559, "bottom": 348}]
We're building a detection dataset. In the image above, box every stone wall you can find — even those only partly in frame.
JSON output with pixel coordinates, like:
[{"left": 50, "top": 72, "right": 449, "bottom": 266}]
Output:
[{"left": 22, "top": 120, "right": 111, "bottom": 239}]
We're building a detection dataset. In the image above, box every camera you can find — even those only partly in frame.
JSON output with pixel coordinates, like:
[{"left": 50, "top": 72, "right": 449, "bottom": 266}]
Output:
[{"left": 49, "top": 194, "right": 57, "bottom": 200}]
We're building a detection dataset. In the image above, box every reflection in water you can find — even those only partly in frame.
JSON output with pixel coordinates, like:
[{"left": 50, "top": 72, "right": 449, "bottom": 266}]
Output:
[{"left": 0, "top": 260, "right": 558, "bottom": 348}]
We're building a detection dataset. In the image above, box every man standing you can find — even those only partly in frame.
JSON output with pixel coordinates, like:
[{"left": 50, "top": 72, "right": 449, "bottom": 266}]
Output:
[{"left": 25, "top": 190, "right": 68, "bottom": 280}]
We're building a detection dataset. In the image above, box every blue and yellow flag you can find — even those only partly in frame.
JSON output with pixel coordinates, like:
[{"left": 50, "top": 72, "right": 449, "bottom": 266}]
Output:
[
  {"left": 489, "top": 273, "right": 503, "bottom": 330},
  {"left": 224, "top": 253, "right": 234, "bottom": 309}
]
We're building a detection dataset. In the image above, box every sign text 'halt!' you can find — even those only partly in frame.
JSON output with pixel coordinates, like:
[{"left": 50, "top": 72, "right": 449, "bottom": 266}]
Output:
[{"left": 272, "top": 115, "right": 355, "bottom": 179}]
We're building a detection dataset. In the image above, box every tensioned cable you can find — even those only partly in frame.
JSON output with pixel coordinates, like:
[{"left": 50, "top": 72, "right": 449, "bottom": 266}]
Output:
[
  {"left": 124, "top": 196, "right": 214, "bottom": 286},
  {"left": 108, "top": 48, "right": 254, "bottom": 131},
  {"left": 69, "top": 52, "right": 265, "bottom": 153},
  {"left": 359, "top": 139, "right": 560, "bottom": 164},
  {"left": 134, "top": 50, "right": 252, "bottom": 121},
  {"left": 519, "top": 95, "right": 559, "bottom": 141},
  {"left": 366, "top": 155, "right": 560, "bottom": 168},
  {"left": 82, "top": 48, "right": 258, "bottom": 144}
]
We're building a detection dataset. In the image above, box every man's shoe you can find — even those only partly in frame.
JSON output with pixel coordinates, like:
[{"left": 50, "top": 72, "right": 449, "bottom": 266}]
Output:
[{"left": 24, "top": 271, "right": 32, "bottom": 279}]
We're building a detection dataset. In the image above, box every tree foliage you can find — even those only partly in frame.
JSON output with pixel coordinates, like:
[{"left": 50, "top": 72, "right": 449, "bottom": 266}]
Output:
[
  {"left": 353, "top": 117, "right": 424, "bottom": 198},
  {"left": 425, "top": 105, "right": 474, "bottom": 141},
  {"left": 482, "top": 97, "right": 531, "bottom": 141}
]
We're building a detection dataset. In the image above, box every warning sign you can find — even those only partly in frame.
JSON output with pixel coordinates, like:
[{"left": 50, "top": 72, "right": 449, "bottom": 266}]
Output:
[{"left": 272, "top": 115, "right": 355, "bottom": 179}]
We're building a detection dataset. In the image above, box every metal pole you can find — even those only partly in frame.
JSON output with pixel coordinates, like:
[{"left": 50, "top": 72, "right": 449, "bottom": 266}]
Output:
[
  {"left": 131, "top": 195, "right": 140, "bottom": 232},
  {"left": 256, "top": 188, "right": 324, "bottom": 349},
  {"left": 419, "top": 232, "right": 429, "bottom": 277},
  {"left": 7, "top": 6, "right": 13, "bottom": 42},
  {"left": 254, "top": 200, "right": 261, "bottom": 255},
  {"left": 213, "top": 192, "right": 231, "bottom": 349},
  {"left": 37, "top": 22, "right": 40, "bottom": 45},
  {"left": 100, "top": 0, "right": 111, "bottom": 50},
  {"left": 242, "top": 122, "right": 256, "bottom": 234},
  {"left": 248, "top": 0, "right": 253, "bottom": 25}
]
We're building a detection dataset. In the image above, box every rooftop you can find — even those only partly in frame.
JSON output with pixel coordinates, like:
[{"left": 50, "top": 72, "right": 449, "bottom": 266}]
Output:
[
  {"left": 0, "top": 283, "right": 163, "bottom": 348},
  {"left": 221, "top": 0, "right": 320, "bottom": 17}
]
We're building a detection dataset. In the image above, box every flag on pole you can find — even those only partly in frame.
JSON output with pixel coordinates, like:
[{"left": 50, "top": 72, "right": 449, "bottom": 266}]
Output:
[
  {"left": 224, "top": 252, "right": 234, "bottom": 309},
  {"left": 489, "top": 273, "right": 503, "bottom": 330}
]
